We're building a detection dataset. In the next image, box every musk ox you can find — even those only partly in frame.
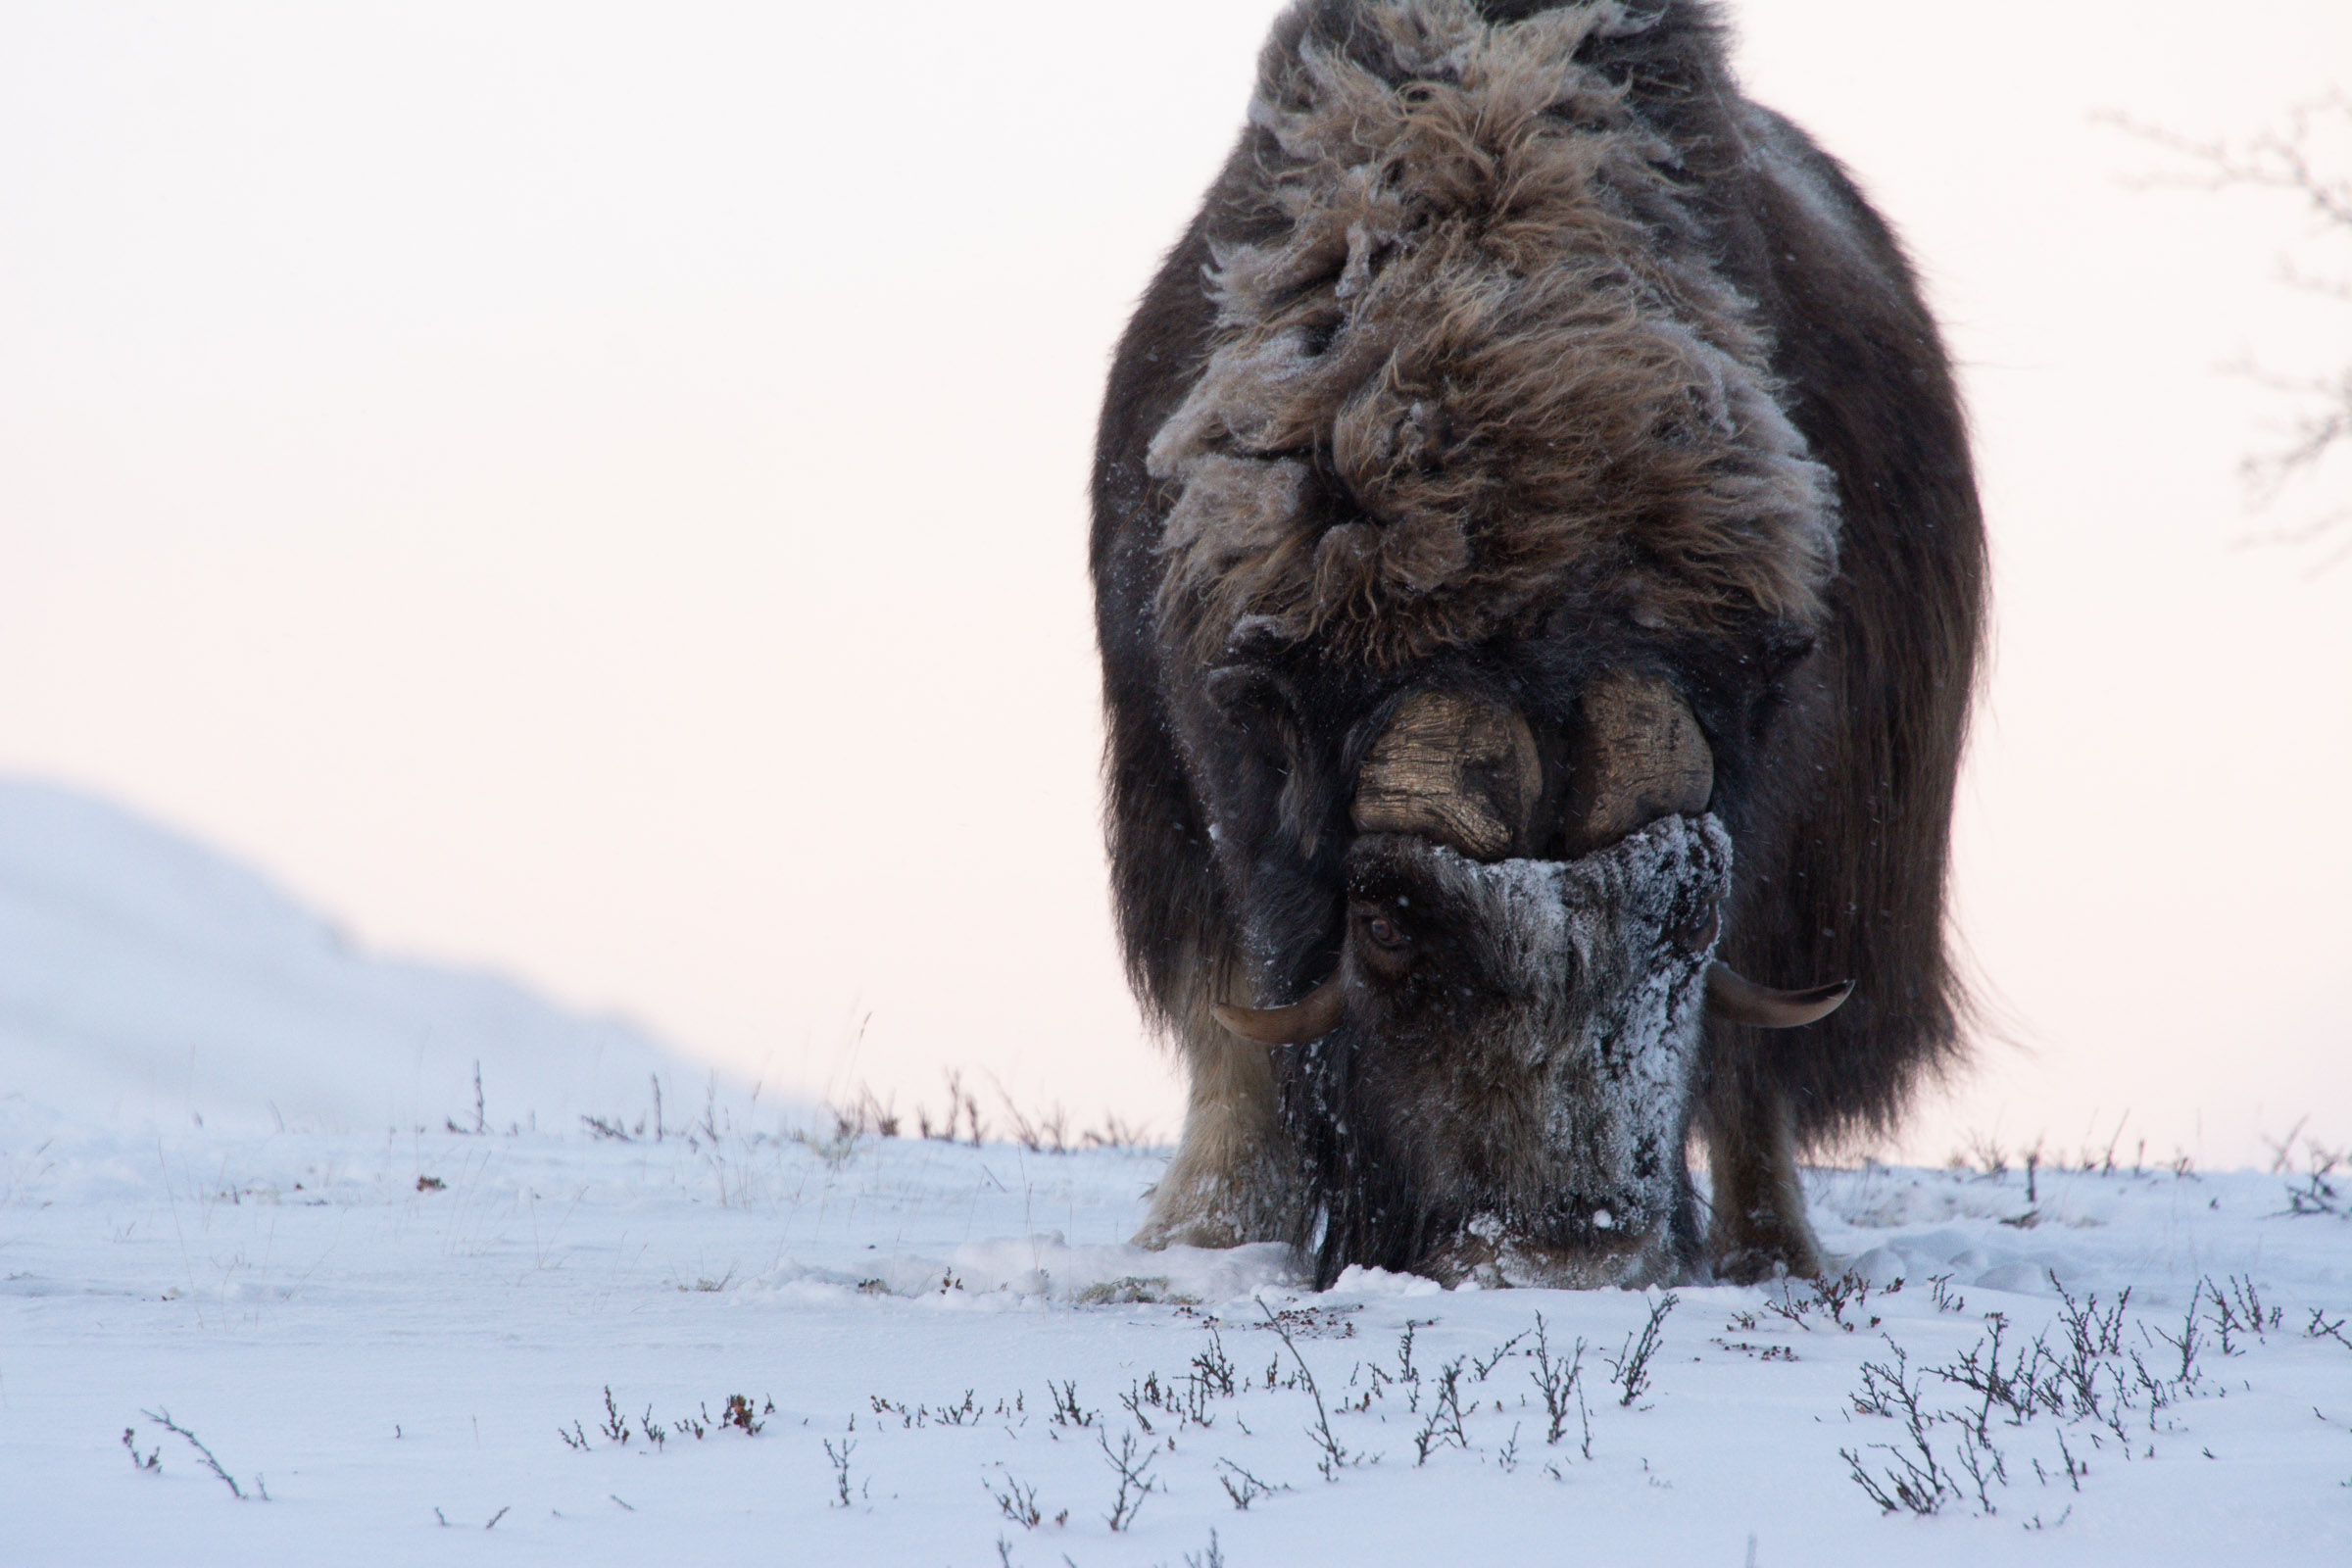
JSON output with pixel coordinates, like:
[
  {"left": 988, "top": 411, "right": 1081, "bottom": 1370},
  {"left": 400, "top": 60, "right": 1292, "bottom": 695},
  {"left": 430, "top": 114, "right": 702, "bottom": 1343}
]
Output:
[{"left": 1092, "top": 0, "right": 1984, "bottom": 1287}]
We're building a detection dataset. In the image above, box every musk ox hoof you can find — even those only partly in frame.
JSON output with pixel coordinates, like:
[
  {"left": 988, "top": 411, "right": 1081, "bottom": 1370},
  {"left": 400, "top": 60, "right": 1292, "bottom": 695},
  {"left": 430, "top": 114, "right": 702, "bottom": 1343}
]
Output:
[
  {"left": 1134, "top": 1046, "right": 1303, "bottom": 1251},
  {"left": 1131, "top": 1203, "right": 1254, "bottom": 1252},
  {"left": 1709, "top": 1224, "right": 1826, "bottom": 1286}
]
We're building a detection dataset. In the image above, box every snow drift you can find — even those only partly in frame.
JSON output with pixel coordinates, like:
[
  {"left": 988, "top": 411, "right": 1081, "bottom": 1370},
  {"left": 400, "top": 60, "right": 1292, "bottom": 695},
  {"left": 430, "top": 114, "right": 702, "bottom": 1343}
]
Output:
[{"left": 0, "top": 777, "right": 723, "bottom": 1134}]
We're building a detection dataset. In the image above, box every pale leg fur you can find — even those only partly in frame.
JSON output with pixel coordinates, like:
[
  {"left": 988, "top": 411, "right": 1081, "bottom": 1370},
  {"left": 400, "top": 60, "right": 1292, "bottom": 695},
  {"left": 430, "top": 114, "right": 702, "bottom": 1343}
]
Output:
[{"left": 1132, "top": 987, "right": 1300, "bottom": 1250}]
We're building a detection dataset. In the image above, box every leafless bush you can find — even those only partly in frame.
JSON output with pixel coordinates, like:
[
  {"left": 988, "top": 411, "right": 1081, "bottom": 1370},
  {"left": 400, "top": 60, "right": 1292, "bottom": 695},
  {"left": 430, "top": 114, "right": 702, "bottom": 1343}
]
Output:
[
  {"left": 824, "top": 1436, "right": 858, "bottom": 1507},
  {"left": 1081, "top": 1112, "right": 1153, "bottom": 1151},
  {"left": 2285, "top": 1159, "right": 2346, "bottom": 1216},
  {"left": 1047, "top": 1380, "right": 1096, "bottom": 1429},
  {"left": 1605, "top": 1293, "right": 1678, "bottom": 1406},
  {"left": 2203, "top": 1273, "right": 2281, "bottom": 1353},
  {"left": 1528, "top": 1313, "right": 1592, "bottom": 1454},
  {"left": 1950, "top": 1131, "right": 2008, "bottom": 1178},
  {"left": 1261, "top": 1298, "right": 1348, "bottom": 1479},
  {"left": 137, "top": 1409, "right": 264, "bottom": 1501},
  {"left": 560, "top": 1389, "right": 770, "bottom": 1449},
  {"left": 1841, "top": 1345, "right": 1958, "bottom": 1515},
  {"left": 1764, "top": 1273, "right": 1883, "bottom": 1334},
  {"left": 2102, "top": 94, "right": 2352, "bottom": 567},
  {"left": 1843, "top": 1273, "right": 2251, "bottom": 1518},
  {"left": 987, "top": 1467, "right": 1044, "bottom": 1529},
  {"left": 1411, "top": 1357, "right": 1470, "bottom": 1463},
  {"left": 794, "top": 1083, "right": 902, "bottom": 1152},
  {"left": 1214, "top": 1457, "right": 1284, "bottom": 1510},
  {"left": 916, "top": 1069, "right": 986, "bottom": 1145},
  {"left": 1470, "top": 1328, "right": 1528, "bottom": 1379},
  {"left": 1193, "top": 1327, "right": 1238, "bottom": 1397},
  {"left": 1097, "top": 1428, "right": 1158, "bottom": 1531},
  {"left": 790, "top": 1071, "right": 1159, "bottom": 1153},
  {"left": 994, "top": 1095, "right": 1071, "bottom": 1154},
  {"left": 444, "top": 1061, "right": 489, "bottom": 1136},
  {"left": 599, "top": 1386, "right": 631, "bottom": 1445}
]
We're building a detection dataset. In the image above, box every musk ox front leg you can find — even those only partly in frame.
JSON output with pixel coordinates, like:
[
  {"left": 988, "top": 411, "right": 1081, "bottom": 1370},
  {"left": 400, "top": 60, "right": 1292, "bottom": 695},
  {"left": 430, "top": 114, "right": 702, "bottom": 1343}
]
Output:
[
  {"left": 1130, "top": 973, "right": 1305, "bottom": 1250},
  {"left": 1698, "top": 1081, "right": 1824, "bottom": 1283}
]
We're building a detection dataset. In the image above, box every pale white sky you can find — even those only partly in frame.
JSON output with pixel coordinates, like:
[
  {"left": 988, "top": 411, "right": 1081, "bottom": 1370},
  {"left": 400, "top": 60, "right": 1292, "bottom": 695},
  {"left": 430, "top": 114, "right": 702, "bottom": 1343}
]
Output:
[{"left": 3, "top": 0, "right": 2347, "bottom": 1165}]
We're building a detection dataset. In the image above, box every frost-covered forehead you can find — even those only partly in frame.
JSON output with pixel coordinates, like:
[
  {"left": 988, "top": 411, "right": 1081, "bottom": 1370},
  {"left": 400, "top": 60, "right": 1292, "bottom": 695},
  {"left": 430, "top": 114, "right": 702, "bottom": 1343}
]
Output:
[{"left": 1382, "top": 811, "right": 1731, "bottom": 1007}]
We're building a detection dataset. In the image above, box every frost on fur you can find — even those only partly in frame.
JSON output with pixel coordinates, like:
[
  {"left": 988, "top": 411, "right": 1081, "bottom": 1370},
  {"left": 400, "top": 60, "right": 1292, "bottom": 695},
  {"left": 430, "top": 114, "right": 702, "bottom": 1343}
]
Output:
[
  {"left": 1310, "top": 814, "right": 1729, "bottom": 1287},
  {"left": 1148, "top": 0, "right": 1838, "bottom": 669}
]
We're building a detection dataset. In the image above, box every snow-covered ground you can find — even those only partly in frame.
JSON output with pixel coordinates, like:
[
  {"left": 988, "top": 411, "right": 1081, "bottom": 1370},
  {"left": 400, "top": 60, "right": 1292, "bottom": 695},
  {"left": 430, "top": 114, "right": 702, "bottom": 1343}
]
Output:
[
  {"left": 7, "top": 1119, "right": 2352, "bottom": 1565},
  {"left": 5, "top": 779, "right": 2351, "bottom": 1563}
]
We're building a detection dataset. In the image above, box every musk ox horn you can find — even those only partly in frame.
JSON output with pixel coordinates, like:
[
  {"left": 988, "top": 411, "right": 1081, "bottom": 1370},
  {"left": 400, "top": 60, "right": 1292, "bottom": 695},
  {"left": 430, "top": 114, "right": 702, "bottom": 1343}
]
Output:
[
  {"left": 1351, "top": 689, "right": 1542, "bottom": 860},
  {"left": 1706, "top": 963, "right": 1853, "bottom": 1028},
  {"left": 1560, "top": 671, "right": 1713, "bottom": 856},
  {"left": 1211, "top": 974, "right": 1348, "bottom": 1046}
]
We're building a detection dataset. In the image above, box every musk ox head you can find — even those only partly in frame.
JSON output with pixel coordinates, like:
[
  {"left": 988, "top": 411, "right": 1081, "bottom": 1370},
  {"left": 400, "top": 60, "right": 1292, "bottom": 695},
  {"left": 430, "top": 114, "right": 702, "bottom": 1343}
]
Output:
[{"left": 1214, "top": 682, "right": 1846, "bottom": 1287}]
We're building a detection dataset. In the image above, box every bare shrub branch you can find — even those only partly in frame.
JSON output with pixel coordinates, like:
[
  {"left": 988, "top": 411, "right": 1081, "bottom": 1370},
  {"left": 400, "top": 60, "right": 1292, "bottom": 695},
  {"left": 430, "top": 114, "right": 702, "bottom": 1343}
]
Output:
[{"left": 2102, "top": 95, "right": 2352, "bottom": 564}]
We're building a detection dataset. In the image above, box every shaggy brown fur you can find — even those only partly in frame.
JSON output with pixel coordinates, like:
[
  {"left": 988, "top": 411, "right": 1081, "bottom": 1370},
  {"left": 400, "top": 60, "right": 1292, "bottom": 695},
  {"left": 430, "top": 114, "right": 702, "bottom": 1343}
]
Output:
[
  {"left": 1094, "top": 0, "right": 1986, "bottom": 1281},
  {"left": 1148, "top": 0, "right": 1838, "bottom": 671}
]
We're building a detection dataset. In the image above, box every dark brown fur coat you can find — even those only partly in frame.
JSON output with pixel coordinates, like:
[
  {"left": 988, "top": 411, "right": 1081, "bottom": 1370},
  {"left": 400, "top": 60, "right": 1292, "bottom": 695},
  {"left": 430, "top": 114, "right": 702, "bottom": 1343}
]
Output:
[{"left": 1093, "top": 0, "right": 1985, "bottom": 1281}]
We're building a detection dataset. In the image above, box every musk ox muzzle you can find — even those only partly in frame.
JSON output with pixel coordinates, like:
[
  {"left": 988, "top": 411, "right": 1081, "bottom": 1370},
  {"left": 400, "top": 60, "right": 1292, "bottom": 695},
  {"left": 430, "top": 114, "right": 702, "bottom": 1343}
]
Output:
[
  {"left": 1267, "top": 814, "right": 1732, "bottom": 1287},
  {"left": 1211, "top": 683, "right": 1848, "bottom": 1286}
]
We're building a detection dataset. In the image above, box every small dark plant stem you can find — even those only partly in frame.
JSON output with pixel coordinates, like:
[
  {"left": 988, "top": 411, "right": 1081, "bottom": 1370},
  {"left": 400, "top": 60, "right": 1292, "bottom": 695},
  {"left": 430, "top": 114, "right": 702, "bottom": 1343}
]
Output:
[
  {"left": 1260, "top": 1299, "right": 1347, "bottom": 1478},
  {"left": 140, "top": 1409, "right": 251, "bottom": 1500}
]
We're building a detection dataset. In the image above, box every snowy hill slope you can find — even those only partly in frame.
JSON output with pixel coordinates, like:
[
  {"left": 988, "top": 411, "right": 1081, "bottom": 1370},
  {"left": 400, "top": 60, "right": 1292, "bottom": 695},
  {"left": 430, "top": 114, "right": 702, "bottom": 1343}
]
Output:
[{"left": 0, "top": 778, "right": 731, "bottom": 1134}]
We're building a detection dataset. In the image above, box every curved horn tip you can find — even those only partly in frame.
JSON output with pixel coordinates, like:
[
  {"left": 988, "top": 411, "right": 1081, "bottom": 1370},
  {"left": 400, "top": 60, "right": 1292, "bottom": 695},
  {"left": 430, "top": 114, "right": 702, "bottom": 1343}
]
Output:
[
  {"left": 1706, "top": 963, "right": 1853, "bottom": 1029},
  {"left": 1210, "top": 977, "right": 1347, "bottom": 1046}
]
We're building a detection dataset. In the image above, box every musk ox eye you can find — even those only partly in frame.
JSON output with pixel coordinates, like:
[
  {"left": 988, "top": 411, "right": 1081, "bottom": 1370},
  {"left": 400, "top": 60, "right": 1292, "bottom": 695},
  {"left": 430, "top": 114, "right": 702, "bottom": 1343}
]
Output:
[
  {"left": 1365, "top": 915, "right": 1407, "bottom": 950},
  {"left": 1673, "top": 902, "right": 1721, "bottom": 956}
]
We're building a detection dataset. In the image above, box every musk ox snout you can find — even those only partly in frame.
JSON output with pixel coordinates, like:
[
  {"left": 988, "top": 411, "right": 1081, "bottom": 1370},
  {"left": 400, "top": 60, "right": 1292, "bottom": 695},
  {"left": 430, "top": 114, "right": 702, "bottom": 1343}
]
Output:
[{"left": 1286, "top": 812, "right": 1734, "bottom": 1287}]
